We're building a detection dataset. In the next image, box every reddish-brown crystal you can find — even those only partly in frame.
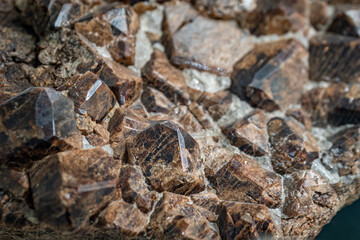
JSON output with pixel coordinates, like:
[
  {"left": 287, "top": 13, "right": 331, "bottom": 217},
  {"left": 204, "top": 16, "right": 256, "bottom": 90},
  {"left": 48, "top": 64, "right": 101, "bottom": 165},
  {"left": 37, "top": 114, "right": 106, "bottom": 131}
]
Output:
[
  {"left": 127, "top": 121, "right": 205, "bottom": 195},
  {"left": 213, "top": 153, "right": 282, "bottom": 208},
  {"left": 231, "top": 39, "right": 308, "bottom": 111}
]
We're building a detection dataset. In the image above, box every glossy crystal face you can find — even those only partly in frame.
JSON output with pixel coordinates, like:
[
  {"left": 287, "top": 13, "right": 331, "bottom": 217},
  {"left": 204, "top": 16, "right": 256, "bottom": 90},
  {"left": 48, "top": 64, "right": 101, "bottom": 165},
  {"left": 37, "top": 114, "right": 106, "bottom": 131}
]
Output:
[{"left": 0, "top": 0, "right": 359, "bottom": 239}]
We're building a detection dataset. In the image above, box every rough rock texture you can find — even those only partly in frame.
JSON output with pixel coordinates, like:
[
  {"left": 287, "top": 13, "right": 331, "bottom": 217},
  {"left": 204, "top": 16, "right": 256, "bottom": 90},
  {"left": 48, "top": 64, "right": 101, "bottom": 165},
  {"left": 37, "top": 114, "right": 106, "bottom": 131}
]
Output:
[
  {"left": 163, "top": 1, "right": 253, "bottom": 76},
  {"left": 282, "top": 170, "right": 340, "bottom": 239},
  {"left": 231, "top": 39, "right": 308, "bottom": 112},
  {"left": 309, "top": 34, "right": 360, "bottom": 83},
  {"left": 286, "top": 108, "right": 312, "bottom": 130},
  {"left": 268, "top": 117, "right": 320, "bottom": 174},
  {"left": 0, "top": 87, "right": 82, "bottom": 169},
  {"left": 127, "top": 121, "right": 205, "bottom": 195},
  {"left": 222, "top": 110, "right": 269, "bottom": 156},
  {"left": 213, "top": 154, "right": 282, "bottom": 208}
]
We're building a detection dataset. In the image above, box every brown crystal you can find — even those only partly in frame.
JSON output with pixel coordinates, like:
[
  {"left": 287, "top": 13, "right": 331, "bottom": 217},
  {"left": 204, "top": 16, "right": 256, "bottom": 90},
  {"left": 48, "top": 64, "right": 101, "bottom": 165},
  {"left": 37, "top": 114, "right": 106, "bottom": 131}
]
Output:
[
  {"left": 310, "top": 1, "right": 329, "bottom": 30},
  {"left": 142, "top": 49, "right": 190, "bottom": 104},
  {"left": 75, "top": 5, "right": 140, "bottom": 65},
  {"left": 328, "top": 83, "right": 360, "bottom": 126},
  {"left": 267, "top": 117, "right": 320, "bottom": 174},
  {"left": 29, "top": 148, "right": 121, "bottom": 231},
  {"left": 141, "top": 87, "right": 175, "bottom": 114},
  {"left": 163, "top": 1, "right": 253, "bottom": 76},
  {"left": 329, "top": 125, "right": 360, "bottom": 177},
  {"left": 239, "top": 0, "right": 308, "bottom": 35},
  {"left": 282, "top": 170, "right": 340, "bottom": 239},
  {"left": 119, "top": 165, "right": 158, "bottom": 213},
  {"left": 0, "top": 87, "right": 82, "bottom": 169},
  {"left": 285, "top": 108, "right": 312, "bottom": 130},
  {"left": 231, "top": 39, "right": 308, "bottom": 111},
  {"left": 301, "top": 83, "right": 347, "bottom": 126},
  {"left": 217, "top": 201, "right": 282, "bottom": 240},
  {"left": 97, "top": 57, "right": 143, "bottom": 106},
  {"left": 328, "top": 7, "right": 360, "bottom": 37},
  {"left": 222, "top": 110, "right": 269, "bottom": 156},
  {"left": 147, "top": 192, "right": 220, "bottom": 239},
  {"left": 213, "top": 153, "right": 282, "bottom": 208},
  {"left": 0, "top": 63, "right": 32, "bottom": 104},
  {"left": 309, "top": 34, "right": 360, "bottom": 83},
  {"left": 97, "top": 200, "right": 147, "bottom": 238},
  {"left": 68, "top": 72, "right": 116, "bottom": 122},
  {"left": 127, "top": 121, "right": 205, "bottom": 195}
]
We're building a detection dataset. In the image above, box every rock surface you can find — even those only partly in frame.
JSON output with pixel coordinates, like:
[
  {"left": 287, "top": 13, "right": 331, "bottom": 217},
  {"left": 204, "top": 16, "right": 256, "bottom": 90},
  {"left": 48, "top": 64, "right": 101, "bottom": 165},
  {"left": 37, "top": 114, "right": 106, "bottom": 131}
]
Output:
[{"left": 1, "top": 0, "right": 360, "bottom": 239}]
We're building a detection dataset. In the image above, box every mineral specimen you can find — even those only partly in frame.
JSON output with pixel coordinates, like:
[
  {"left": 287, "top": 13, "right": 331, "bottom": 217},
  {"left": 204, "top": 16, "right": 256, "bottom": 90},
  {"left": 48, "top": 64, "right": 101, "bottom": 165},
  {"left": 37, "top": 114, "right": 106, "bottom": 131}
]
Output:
[{"left": 1, "top": 0, "right": 360, "bottom": 238}]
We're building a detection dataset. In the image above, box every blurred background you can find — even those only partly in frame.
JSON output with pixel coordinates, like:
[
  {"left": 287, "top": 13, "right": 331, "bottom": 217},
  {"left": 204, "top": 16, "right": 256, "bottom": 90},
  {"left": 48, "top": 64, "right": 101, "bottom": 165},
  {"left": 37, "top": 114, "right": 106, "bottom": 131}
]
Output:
[{"left": 317, "top": 199, "right": 360, "bottom": 239}]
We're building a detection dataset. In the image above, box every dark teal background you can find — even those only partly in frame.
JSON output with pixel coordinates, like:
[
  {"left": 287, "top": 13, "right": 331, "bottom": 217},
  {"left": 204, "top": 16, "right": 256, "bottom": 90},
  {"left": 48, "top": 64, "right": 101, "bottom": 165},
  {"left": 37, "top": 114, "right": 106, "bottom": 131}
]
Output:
[{"left": 316, "top": 199, "right": 360, "bottom": 240}]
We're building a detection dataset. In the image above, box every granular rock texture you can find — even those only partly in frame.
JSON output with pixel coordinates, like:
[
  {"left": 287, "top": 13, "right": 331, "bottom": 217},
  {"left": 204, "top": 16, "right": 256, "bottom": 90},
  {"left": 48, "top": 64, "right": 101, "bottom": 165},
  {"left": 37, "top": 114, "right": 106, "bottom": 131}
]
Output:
[{"left": 1, "top": 0, "right": 360, "bottom": 239}]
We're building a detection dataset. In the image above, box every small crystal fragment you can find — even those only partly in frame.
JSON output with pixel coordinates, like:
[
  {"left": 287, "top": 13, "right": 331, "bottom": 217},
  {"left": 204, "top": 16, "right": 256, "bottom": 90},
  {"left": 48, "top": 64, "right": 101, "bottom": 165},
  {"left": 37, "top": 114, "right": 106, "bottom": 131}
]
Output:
[
  {"left": 68, "top": 72, "right": 116, "bottom": 122},
  {"left": 267, "top": 117, "right": 320, "bottom": 174}
]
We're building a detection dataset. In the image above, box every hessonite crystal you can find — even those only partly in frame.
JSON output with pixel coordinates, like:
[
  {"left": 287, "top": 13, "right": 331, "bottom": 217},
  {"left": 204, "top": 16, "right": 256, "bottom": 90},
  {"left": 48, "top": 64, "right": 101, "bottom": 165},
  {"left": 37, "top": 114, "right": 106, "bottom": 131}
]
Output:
[
  {"left": 267, "top": 117, "right": 320, "bottom": 174},
  {"left": 147, "top": 191, "right": 220, "bottom": 239},
  {"left": 222, "top": 110, "right": 269, "bottom": 156},
  {"left": 309, "top": 34, "right": 360, "bottom": 83},
  {"left": 127, "top": 121, "right": 205, "bottom": 195},
  {"left": 68, "top": 71, "right": 116, "bottom": 122},
  {"left": 231, "top": 39, "right": 308, "bottom": 112},
  {"left": 217, "top": 201, "right": 283, "bottom": 239},
  {"left": 0, "top": 87, "right": 82, "bottom": 169},
  {"left": 163, "top": 1, "right": 253, "bottom": 76},
  {"left": 29, "top": 148, "right": 121, "bottom": 231},
  {"left": 213, "top": 153, "right": 282, "bottom": 208}
]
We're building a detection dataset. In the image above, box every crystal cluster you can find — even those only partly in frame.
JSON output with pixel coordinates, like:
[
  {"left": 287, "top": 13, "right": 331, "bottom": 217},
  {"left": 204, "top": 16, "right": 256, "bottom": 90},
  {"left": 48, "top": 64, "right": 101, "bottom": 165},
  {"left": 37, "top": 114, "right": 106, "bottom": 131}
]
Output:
[{"left": 1, "top": 0, "right": 360, "bottom": 239}]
